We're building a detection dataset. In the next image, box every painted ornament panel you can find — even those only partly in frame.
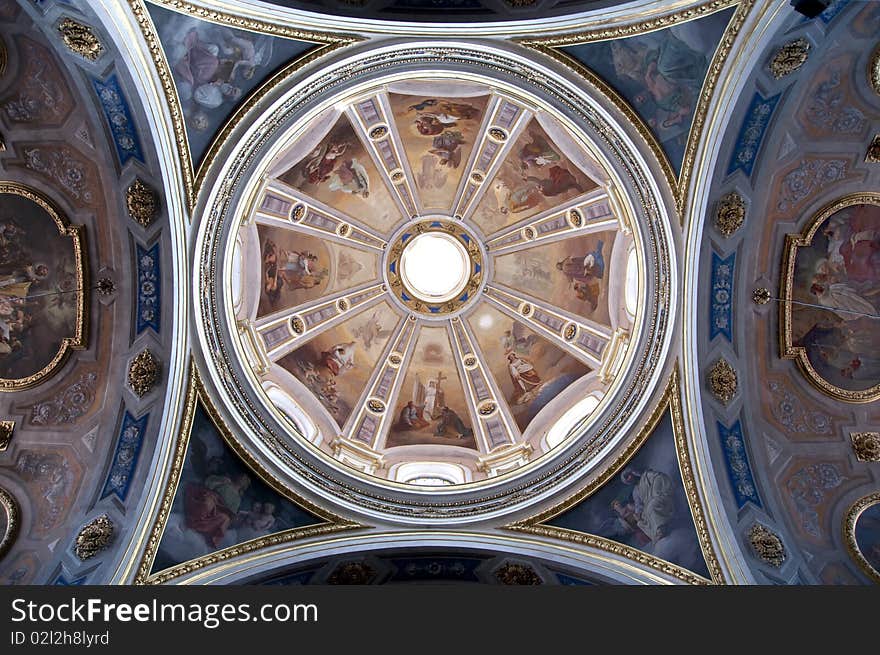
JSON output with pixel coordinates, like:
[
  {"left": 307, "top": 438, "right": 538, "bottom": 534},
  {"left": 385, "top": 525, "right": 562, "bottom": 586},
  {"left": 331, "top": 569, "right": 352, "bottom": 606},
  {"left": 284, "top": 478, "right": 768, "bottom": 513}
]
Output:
[
  {"left": 256, "top": 225, "right": 333, "bottom": 318},
  {"left": 386, "top": 326, "right": 477, "bottom": 450},
  {"left": 277, "top": 115, "right": 400, "bottom": 233},
  {"left": 277, "top": 302, "right": 400, "bottom": 428},
  {"left": 788, "top": 202, "right": 880, "bottom": 395},
  {"left": 469, "top": 305, "right": 591, "bottom": 433},
  {"left": 387, "top": 91, "right": 489, "bottom": 211},
  {"left": 471, "top": 119, "right": 598, "bottom": 235},
  {"left": 494, "top": 230, "right": 616, "bottom": 327},
  {"left": 0, "top": 186, "right": 84, "bottom": 389}
]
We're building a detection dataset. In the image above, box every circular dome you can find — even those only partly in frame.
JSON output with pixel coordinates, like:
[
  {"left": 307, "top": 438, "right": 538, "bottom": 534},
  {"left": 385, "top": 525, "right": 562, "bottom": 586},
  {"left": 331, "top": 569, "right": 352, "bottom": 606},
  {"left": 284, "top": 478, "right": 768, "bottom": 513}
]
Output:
[{"left": 194, "top": 43, "right": 677, "bottom": 522}]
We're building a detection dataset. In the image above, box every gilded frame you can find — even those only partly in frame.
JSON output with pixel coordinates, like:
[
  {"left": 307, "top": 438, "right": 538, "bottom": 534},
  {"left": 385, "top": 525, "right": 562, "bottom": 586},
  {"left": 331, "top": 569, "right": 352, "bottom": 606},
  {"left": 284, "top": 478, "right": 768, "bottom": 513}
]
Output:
[
  {"left": 779, "top": 192, "right": 880, "bottom": 403},
  {"left": 133, "top": 360, "right": 362, "bottom": 585},
  {"left": 0, "top": 485, "right": 20, "bottom": 562},
  {"left": 0, "top": 182, "right": 88, "bottom": 392},
  {"left": 843, "top": 491, "right": 880, "bottom": 584},
  {"left": 516, "top": 0, "right": 752, "bottom": 222},
  {"left": 126, "top": 0, "right": 361, "bottom": 211},
  {"left": 506, "top": 365, "right": 725, "bottom": 586}
]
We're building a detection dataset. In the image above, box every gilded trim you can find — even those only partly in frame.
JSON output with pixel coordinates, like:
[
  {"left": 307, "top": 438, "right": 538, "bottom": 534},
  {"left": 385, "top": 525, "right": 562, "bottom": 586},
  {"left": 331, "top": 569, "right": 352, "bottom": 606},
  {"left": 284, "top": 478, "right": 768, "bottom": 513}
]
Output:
[
  {"left": 0, "top": 182, "right": 88, "bottom": 391},
  {"left": 126, "top": 0, "right": 360, "bottom": 210},
  {"left": 843, "top": 491, "right": 880, "bottom": 584},
  {"left": 506, "top": 365, "right": 725, "bottom": 585},
  {"left": 0, "top": 485, "right": 20, "bottom": 562},
  {"left": 779, "top": 193, "right": 880, "bottom": 403},
  {"left": 133, "top": 361, "right": 363, "bottom": 585},
  {"left": 517, "top": 0, "right": 753, "bottom": 221}
]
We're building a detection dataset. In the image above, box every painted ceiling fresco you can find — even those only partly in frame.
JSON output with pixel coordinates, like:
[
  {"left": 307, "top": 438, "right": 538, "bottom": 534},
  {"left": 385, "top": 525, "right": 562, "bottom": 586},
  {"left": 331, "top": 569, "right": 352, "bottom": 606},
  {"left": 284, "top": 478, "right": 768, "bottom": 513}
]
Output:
[
  {"left": 234, "top": 80, "right": 638, "bottom": 486},
  {"left": 0, "top": 0, "right": 879, "bottom": 590}
]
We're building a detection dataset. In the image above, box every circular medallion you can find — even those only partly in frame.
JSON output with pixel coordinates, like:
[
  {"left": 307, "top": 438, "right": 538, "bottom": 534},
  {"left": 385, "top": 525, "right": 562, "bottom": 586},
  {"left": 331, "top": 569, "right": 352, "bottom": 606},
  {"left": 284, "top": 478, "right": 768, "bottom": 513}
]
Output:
[{"left": 387, "top": 219, "right": 483, "bottom": 316}]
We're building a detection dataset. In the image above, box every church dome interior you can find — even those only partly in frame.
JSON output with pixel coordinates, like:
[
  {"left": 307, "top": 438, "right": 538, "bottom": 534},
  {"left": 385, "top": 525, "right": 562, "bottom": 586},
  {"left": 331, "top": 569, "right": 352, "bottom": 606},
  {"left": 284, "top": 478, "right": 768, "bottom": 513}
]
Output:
[{"left": 0, "top": 0, "right": 878, "bottom": 586}]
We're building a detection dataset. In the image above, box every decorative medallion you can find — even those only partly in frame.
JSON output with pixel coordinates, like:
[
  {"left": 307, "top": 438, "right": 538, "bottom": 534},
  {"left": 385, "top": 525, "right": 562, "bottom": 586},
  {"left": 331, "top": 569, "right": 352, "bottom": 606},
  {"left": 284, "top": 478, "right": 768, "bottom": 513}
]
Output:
[
  {"left": 488, "top": 128, "right": 507, "bottom": 142},
  {"left": 126, "top": 178, "right": 158, "bottom": 228},
  {"left": 752, "top": 287, "right": 771, "bottom": 305},
  {"left": 708, "top": 358, "right": 737, "bottom": 405},
  {"left": 866, "top": 135, "right": 880, "bottom": 164},
  {"left": 714, "top": 191, "right": 746, "bottom": 238},
  {"left": 290, "top": 204, "right": 305, "bottom": 222},
  {"left": 494, "top": 562, "right": 542, "bottom": 585},
  {"left": 568, "top": 209, "right": 583, "bottom": 228},
  {"left": 850, "top": 432, "right": 880, "bottom": 462},
  {"left": 563, "top": 323, "right": 577, "bottom": 341},
  {"left": 127, "top": 349, "right": 160, "bottom": 397},
  {"left": 0, "top": 486, "right": 20, "bottom": 562},
  {"left": 769, "top": 38, "right": 810, "bottom": 79},
  {"left": 96, "top": 277, "right": 116, "bottom": 296},
  {"left": 478, "top": 401, "right": 496, "bottom": 416},
  {"left": 369, "top": 126, "right": 388, "bottom": 139},
  {"left": 748, "top": 523, "right": 785, "bottom": 567},
  {"left": 290, "top": 316, "right": 305, "bottom": 334},
  {"left": 74, "top": 514, "right": 114, "bottom": 560},
  {"left": 367, "top": 398, "right": 386, "bottom": 414},
  {"left": 57, "top": 18, "right": 104, "bottom": 62},
  {"left": 0, "top": 183, "right": 87, "bottom": 391},
  {"left": 780, "top": 194, "right": 880, "bottom": 402},
  {"left": 0, "top": 420, "right": 12, "bottom": 451},
  {"left": 327, "top": 561, "right": 375, "bottom": 584},
  {"left": 386, "top": 219, "right": 483, "bottom": 317}
]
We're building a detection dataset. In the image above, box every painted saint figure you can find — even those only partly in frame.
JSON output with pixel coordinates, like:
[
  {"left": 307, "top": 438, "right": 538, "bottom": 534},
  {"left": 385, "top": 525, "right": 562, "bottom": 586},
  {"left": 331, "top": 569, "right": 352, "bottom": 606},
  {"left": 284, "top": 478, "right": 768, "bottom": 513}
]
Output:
[
  {"left": 507, "top": 351, "right": 542, "bottom": 402},
  {"left": 434, "top": 406, "right": 473, "bottom": 439},
  {"left": 397, "top": 400, "right": 430, "bottom": 430}
]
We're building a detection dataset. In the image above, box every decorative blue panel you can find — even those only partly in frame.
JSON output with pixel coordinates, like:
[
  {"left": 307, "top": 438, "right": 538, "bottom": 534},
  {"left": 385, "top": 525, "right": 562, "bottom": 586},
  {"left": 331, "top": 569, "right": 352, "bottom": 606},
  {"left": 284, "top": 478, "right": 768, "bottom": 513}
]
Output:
[
  {"left": 101, "top": 411, "right": 149, "bottom": 503},
  {"left": 818, "top": 0, "right": 849, "bottom": 24},
  {"left": 136, "top": 242, "right": 160, "bottom": 335},
  {"left": 709, "top": 251, "right": 734, "bottom": 342},
  {"left": 53, "top": 573, "right": 87, "bottom": 586},
  {"left": 718, "top": 419, "right": 761, "bottom": 510},
  {"left": 92, "top": 74, "right": 144, "bottom": 166},
  {"left": 727, "top": 92, "right": 780, "bottom": 177}
]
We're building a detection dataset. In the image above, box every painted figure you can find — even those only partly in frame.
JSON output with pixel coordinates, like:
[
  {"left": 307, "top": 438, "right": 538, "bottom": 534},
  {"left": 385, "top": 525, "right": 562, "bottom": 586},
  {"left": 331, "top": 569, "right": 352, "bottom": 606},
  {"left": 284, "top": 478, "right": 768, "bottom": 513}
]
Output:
[
  {"left": 507, "top": 351, "right": 542, "bottom": 401},
  {"left": 397, "top": 400, "right": 430, "bottom": 430},
  {"left": 434, "top": 406, "right": 473, "bottom": 439},
  {"left": 621, "top": 467, "right": 675, "bottom": 542}
]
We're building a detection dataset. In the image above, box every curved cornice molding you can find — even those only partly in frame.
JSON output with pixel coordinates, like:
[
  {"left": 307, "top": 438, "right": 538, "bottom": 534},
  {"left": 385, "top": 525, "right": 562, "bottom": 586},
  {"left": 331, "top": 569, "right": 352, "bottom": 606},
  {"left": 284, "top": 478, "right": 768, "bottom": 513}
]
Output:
[
  {"left": 143, "top": 0, "right": 737, "bottom": 38},
  {"left": 161, "top": 530, "right": 691, "bottom": 585}
]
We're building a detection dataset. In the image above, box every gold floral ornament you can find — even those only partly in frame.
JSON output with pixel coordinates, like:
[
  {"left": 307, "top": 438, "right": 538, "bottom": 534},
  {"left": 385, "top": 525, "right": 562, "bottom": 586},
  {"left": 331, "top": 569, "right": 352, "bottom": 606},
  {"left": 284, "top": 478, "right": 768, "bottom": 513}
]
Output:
[
  {"left": 126, "top": 179, "right": 158, "bottom": 228},
  {"left": 752, "top": 287, "right": 771, "bottom": 305},
  {"left": 128, "top": 349, "right": 160, "bottom": 397},
  {"left": 708, "top": 358, "right": 737, "bottom": 404},
  {"left": 748, "top": 523, "right": 785, "bottom": 567},
  {"left": 850, "top": 432, "right": 880, "bottom": 462},
  {"left": 74, "top": 514, "right": 114, "bottom": 560},
  {"left": 866, "top": 135, "right": 880, "bottom": 164},
  {"left": 714, "top": 191, "right": 746, "bottom": 238},
  {"left": 327, "top": 561, "right": 375, "bottom": 584},
  {"left": 0, "top": 420, "right": 13, "bottom": 452},
  {"left": 769, "top": 37, "right": 810, "bottom": 79},
  {"left": 58, "top": 18, "right": 104, "bottom": 62},
  {"left": 494, "top": 562, "right": 542, "bottom": 585}
]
